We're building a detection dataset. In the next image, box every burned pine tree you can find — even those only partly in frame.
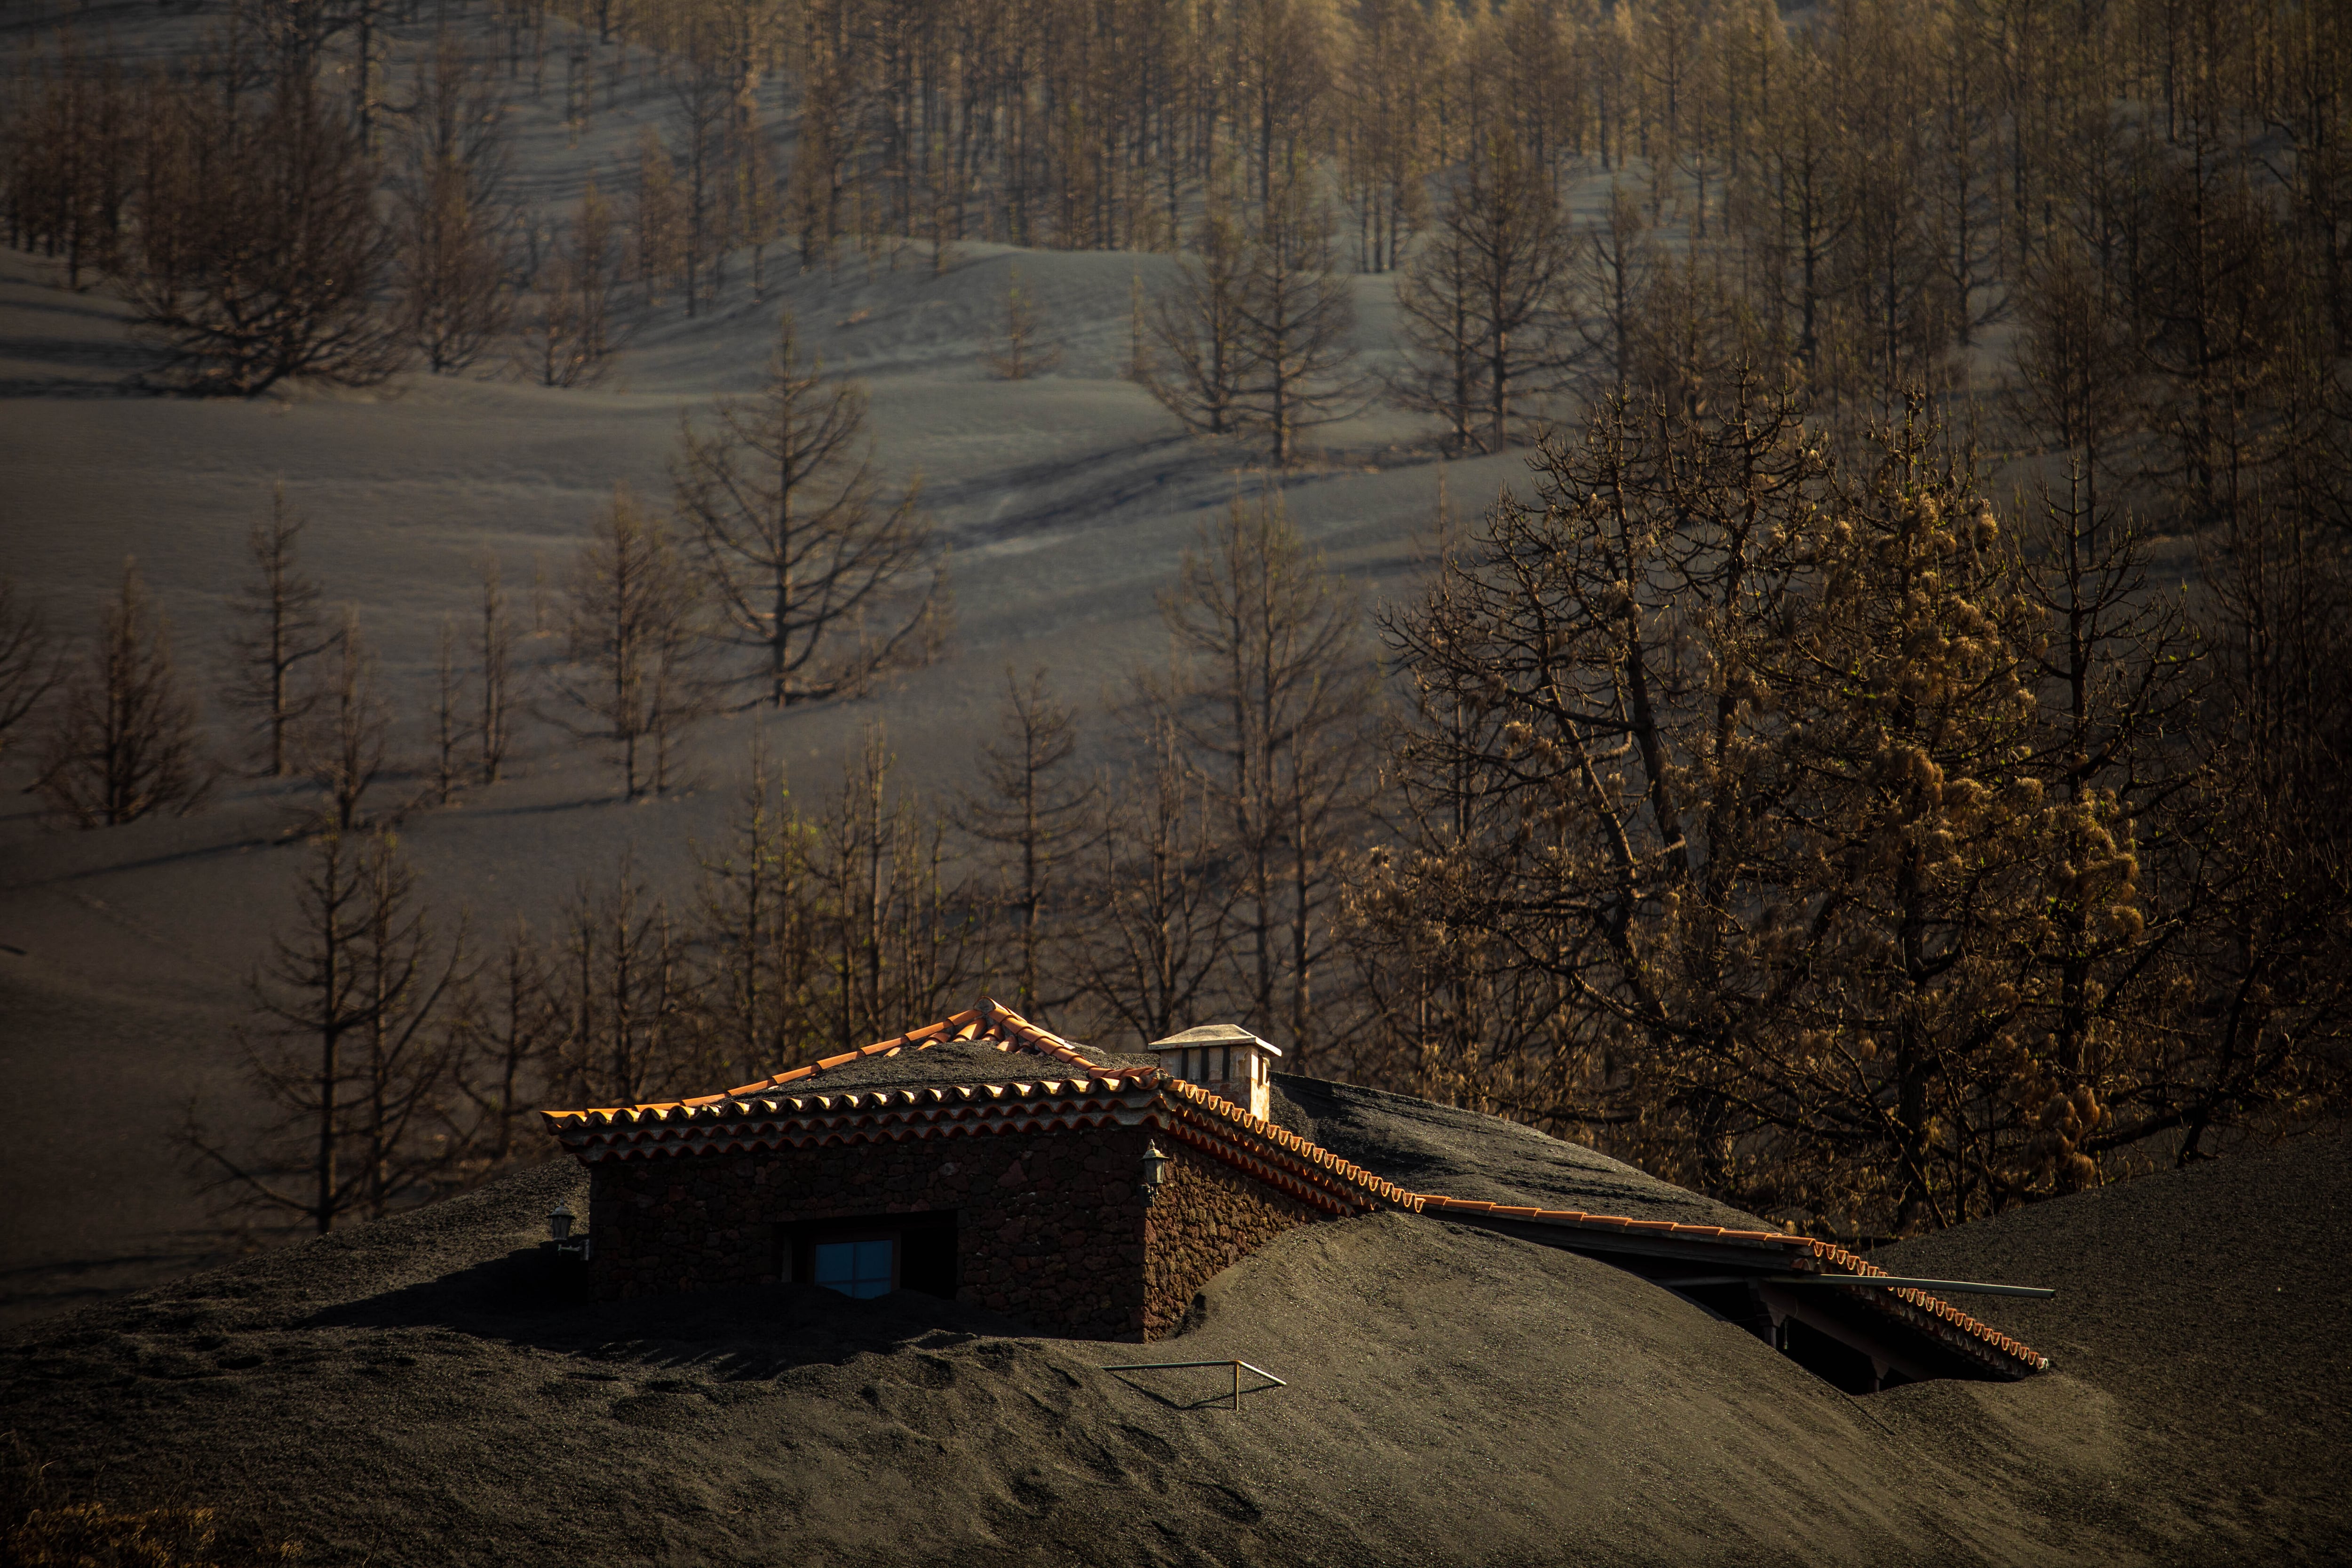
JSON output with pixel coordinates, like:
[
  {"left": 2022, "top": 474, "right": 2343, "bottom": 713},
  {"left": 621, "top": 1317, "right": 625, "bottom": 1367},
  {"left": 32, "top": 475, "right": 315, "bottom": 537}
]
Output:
[
  {"left": 548, "top": 484, "right": 709, "bottom": 799},
  {"left": 37, "top": 560, "right": 209, "bottom": 827},
  {"left": 1393, "top": 127, "right": 1577, "bottom": 454},
  {"left": 445, "top": 919, "right": 566, "bottom": 1181},
  {"left": 1139, "top": 208, "right": 1263, "bottom": 443},
  {"left": 0, "top": 575, "right": 65, "bottom": 769},
  {"left": 476, "top": 555, "right": 515, "bottom": 785},
  {"left": 693, "top": 748, "right": 823, "bottom": 1075},
  {"left": 789, "top": 730, "right": 980, "bottom": 1056},
  {"left": 1232, "top": 186, "right": 1363, "bottom": 466},
  {"left": 392, "top": 28, "right": 516, "bottom": 375},
  {"left": 1066, "top": 716, "right": 1233, "bottom": 1051},
  {"left": 985, "top": 264, "right": 1062, "bottom": 381},
  {"left": 187, "top": 830, "right": 469, "bottom": 1234},
  {"left": 432, "top": 615, "right": 463, "bottom": 807},
  {"left": 117, "top": 78, "right": 407, "bottom": 396},
  {"left": 294, "top": 607, "right": 393, "bottom": 832},
  {"left": 521, "top": 183, "right": 622, "bottom": 389},
  {"left": 671, "top": 313, "right": 946, "bottom": 709},
  {"left": 954, "top": 669, "right": 1096, "bottom": 1018},
  {"left": 547, "top": 851, "right": 702, "bottom": 1110},
  {"left": 1140, "top": 491, "right": 1381, "bottom": 1066},
  {"left": 222, "top": 485, "right": 327, "bottom": 779}
]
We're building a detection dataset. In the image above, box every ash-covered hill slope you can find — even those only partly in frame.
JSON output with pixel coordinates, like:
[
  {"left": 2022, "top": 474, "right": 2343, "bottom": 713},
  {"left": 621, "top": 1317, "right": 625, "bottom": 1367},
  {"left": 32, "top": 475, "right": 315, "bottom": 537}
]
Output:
[
  {"left": 6, "top": 1086, "right": 2345, "bottom": 1568},
  {"left": 1875, "top": 1130, "right": 2352, "bottom": 1563},
  {"left": 1274, "top": 1075, "right": 1773, "bottom": 1231}
]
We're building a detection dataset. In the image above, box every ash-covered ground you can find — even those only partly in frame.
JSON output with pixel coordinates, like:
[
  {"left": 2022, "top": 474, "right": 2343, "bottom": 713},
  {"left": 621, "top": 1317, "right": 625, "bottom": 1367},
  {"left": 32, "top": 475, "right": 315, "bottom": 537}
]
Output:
[{"left": 4, "top": 1079, "right": 2344, "bottom": 1568}]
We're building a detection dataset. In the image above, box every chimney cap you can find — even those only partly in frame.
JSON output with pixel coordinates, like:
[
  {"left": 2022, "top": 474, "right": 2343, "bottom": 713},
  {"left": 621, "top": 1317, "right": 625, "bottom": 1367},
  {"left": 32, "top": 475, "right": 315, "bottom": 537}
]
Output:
[{"left": 1148, "top": 1023, "right": 1282, "bottom": 1058}]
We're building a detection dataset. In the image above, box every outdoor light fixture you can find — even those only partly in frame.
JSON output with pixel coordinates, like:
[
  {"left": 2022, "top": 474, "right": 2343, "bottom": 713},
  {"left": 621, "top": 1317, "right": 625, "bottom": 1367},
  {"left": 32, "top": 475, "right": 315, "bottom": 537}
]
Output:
[
  {"left": 549, "top": 1201, "right": 588, "bottom": 1260},
  {"left": 1139, "top": 1140, "right": 1171, "bottom": 1207}
]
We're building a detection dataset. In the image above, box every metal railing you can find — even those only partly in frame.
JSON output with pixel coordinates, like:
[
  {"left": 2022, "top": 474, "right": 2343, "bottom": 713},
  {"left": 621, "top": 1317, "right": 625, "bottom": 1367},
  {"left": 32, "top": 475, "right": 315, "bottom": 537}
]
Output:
[
  {"left": 1657, "top": 1272, "right": 2056, "bottom": 1299},
  {"left": 1100, "top": 1358, "right": 1287, "bottom": 1413}
]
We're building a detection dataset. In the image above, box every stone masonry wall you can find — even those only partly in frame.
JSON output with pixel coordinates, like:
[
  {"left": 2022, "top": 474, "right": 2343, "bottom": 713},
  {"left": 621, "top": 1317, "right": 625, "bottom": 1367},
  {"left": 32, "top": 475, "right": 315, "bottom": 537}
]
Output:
[
  {"left": 588, "top": 1124, "right": 1156, "bottom": 1338},
  {"left": 1139, "top": 1139, "right": 1335, "bottom": 1339},
  {"left": 584, "top": 1119, "right": 1341, "bottom": 1341}
]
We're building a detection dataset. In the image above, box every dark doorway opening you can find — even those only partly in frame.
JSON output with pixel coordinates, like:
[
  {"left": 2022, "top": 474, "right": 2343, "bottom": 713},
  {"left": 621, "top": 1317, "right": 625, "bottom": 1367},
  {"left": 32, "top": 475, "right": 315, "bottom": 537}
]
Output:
[{"left": 1782, "top": 1317, "right": 1878, "bottom": 1395}]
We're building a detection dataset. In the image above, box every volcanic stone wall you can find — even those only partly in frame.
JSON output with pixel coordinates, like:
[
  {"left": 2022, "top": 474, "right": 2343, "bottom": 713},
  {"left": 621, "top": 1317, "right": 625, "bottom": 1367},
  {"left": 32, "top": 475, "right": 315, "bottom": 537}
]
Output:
[
  {"left": 585, "top": 1117, "right": 1338, "bottom": 1340},
  {"left": 1141, "top": 1139, "right": 1335, "bottom": 1338}
]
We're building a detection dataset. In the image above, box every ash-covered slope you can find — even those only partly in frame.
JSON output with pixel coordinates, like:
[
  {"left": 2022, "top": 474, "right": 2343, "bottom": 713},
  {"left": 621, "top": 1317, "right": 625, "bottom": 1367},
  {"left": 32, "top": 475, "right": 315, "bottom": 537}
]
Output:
[
  {"left": 1873, "top": 1130, "right": 2352, "bottom": 1564},
  {"left": 1273, "top": 1075, "right": 1774, "bottom": 1231},
  {"left": 7, "top": 1090, "right": 2347, "bottom": 1568}
]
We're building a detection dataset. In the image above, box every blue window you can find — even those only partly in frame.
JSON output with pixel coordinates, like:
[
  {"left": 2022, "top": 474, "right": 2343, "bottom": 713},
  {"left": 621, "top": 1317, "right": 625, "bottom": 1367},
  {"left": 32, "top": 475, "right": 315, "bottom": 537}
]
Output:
[{"left": 812, "top": 1238, "right": 895, "bottom": 1299}]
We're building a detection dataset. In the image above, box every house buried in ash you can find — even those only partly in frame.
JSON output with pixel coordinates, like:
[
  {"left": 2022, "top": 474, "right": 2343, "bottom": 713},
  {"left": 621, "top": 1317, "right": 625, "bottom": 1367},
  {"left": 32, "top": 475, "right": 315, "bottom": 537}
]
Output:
[{"left": 542, "top": 1001, "right": 2048, "bottom": 1391}]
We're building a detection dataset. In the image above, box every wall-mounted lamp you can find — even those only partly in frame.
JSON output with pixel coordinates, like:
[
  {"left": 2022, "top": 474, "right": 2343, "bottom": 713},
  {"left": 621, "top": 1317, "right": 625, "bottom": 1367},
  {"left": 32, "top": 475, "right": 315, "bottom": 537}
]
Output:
[
  {"left": 1139, "top": 1140, "right": 1172, "bottom": 1208},
  {"left": 548, "top": 1201, "right": 588, "bottom": 1259}
]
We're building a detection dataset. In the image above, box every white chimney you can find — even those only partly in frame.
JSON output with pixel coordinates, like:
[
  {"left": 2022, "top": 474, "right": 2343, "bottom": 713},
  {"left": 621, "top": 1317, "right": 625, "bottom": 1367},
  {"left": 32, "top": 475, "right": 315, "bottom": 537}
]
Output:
[{"left": 1149, "top": 1024, "right": 1281, "bottom": 1121}]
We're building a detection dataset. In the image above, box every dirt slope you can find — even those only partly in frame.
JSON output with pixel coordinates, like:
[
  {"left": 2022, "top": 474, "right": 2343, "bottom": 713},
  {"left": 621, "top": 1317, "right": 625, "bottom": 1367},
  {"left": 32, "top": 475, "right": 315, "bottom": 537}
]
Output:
[
  {"left": 1875, "top": 1131, "right": 2352, "bottom": 1563},
  {"left": 5, "top": 1090, "right": 2344, "bottom": 1567}
]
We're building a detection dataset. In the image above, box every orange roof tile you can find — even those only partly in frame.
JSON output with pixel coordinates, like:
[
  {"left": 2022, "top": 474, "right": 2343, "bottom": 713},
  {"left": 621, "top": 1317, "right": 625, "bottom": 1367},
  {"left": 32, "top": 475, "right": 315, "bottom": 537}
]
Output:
[{"left": 688, "top": 1000, "right": 1118, "bottom": 1106}]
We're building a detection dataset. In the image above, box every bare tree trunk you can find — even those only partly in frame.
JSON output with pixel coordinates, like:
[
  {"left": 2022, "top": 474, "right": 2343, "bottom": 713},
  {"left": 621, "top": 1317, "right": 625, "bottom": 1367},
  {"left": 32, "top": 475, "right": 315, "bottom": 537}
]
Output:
[
  {"left": 299, "top": 607, "right": 391, "bottom": 832},
  {"left": 954, "top": 668, "right": 1094, "bottom": 1016},
  {"left": 478, "top": 556, "right": 513, "bottom": 783},
  {"left": 225, "top": 486, "right": 326, "bottom": 778},
  {"left": 433, "top": 615, "right": 462, "bottom": 806},
  {"left": 0, "top": 577, "right": 65, "bottom": 766}
]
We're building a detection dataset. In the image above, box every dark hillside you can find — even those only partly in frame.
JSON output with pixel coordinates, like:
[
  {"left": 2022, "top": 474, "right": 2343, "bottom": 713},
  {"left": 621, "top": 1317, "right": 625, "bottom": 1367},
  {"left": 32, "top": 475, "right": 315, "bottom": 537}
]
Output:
[
  {"left": 3, "top": 1094, "right": 2345, "bottom": 1567},
  {"left": 0, "top": 953, "right": 250, "bottom": 1329}
]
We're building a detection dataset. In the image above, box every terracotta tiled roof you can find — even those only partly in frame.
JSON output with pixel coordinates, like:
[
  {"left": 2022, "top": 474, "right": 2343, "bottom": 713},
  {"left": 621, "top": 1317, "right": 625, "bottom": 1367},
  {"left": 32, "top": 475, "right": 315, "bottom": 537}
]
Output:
[
  {"left": 1414, "top": 1195, "right": 1791, "bottom": 1250},
  {"left": 1791, "top": 1234, "right": 2050, "bottom": 1376},
  {"left": 542, "top": 1004, "right": 2043, "bottom": 1378},
  {"left": 1160, "top": 1078, "right": 1423, "bottom": 1212},
  {"left": 543, "top": 1074, "right": 1162, "bottom": 1163},
  {"left": 695, "top": 1001, "right": 1119, "bottom": 1102},
  {"left": 541, "top": 1002, "right": 1419, "bottom": 1217}
]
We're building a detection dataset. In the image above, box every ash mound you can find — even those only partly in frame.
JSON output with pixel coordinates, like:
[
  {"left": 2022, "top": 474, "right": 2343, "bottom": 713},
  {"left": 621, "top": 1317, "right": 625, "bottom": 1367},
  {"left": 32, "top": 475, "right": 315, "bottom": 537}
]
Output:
[{"left": 3, "top": 1081, "right": 2344, "bottom": 1567}]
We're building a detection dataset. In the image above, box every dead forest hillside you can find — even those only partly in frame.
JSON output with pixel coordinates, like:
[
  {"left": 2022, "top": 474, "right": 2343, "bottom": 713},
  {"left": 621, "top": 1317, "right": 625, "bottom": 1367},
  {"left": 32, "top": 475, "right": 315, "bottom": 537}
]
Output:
[{"left": 2, "top": 0, "right": 2348, "bottom": 1255}]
